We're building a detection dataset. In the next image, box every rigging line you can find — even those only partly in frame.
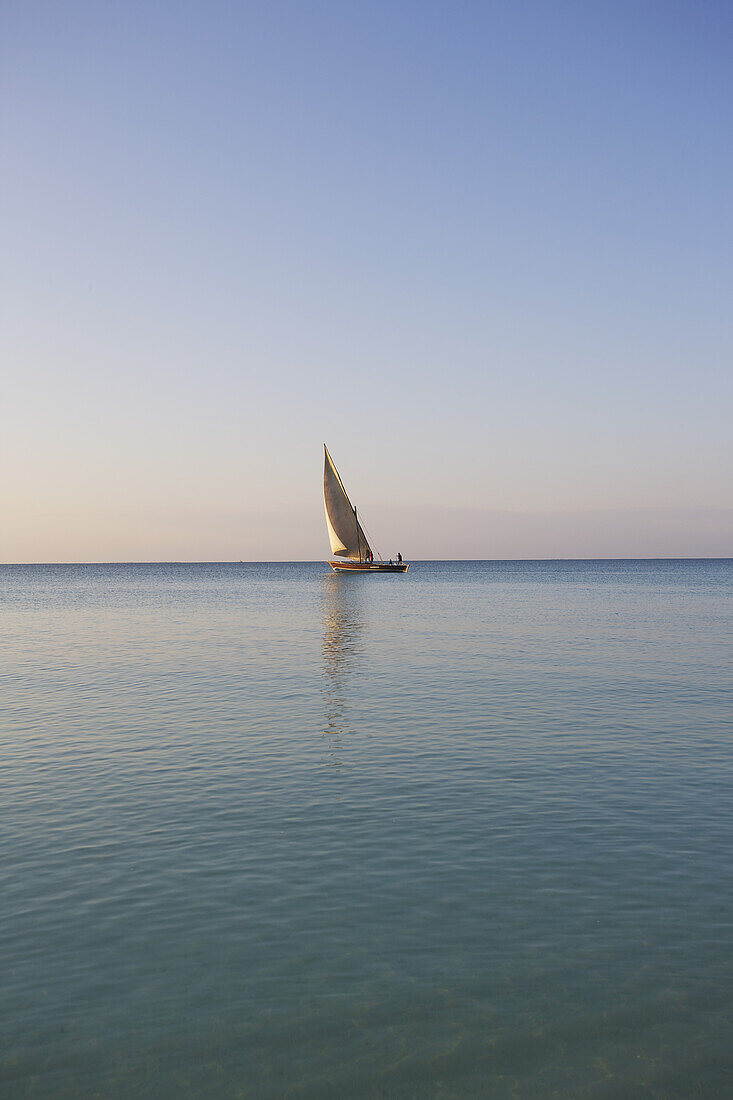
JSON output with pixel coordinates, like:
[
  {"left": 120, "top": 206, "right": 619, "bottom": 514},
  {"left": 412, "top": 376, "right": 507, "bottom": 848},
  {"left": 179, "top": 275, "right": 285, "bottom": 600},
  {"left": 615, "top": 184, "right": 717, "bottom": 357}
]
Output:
[
  {"left": 354, "top": 507, "right": 362, "bottom": 564},
  {"left": 357, "top": 513, "right": 383, "bottom": 561}
]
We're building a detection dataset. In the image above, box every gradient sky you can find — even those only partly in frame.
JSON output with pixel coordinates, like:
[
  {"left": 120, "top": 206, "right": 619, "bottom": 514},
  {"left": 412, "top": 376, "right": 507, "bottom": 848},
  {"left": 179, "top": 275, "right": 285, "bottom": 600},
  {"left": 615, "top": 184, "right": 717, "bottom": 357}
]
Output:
[{"left": 2, "top": 0, "right": 731, "bottom": 560}]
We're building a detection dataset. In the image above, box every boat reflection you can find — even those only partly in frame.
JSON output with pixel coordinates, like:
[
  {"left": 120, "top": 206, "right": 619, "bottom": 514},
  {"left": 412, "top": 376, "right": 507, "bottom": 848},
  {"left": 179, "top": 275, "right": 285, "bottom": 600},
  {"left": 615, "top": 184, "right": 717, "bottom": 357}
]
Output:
[{"left": 321, "top": 571, "right": 365, "bottom": 756}]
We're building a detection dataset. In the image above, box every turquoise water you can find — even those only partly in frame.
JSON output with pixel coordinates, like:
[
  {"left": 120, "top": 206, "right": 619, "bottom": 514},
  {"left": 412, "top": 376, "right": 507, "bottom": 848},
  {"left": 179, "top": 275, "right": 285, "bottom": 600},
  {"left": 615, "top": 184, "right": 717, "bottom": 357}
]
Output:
[{"left": 2, "top": 560, "right": 732, "bottom": 1098}]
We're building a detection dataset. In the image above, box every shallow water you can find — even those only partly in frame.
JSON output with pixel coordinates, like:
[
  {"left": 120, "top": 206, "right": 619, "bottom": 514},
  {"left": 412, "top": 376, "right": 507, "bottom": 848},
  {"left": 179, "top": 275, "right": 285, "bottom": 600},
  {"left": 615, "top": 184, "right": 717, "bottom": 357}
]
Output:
[{"left": 2, "top": 560, "right": 732, "bottom": 1098}]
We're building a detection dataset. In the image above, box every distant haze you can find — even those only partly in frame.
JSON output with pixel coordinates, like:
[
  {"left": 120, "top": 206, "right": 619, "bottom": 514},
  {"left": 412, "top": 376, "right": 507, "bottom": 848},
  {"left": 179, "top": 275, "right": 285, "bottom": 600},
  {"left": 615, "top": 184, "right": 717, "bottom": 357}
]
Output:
[
  {"left": 3, "top": 500, "right": 731, "bottom": 563},
  {"left": 2, "top": 2, "right": 731, "bottom": 561}
]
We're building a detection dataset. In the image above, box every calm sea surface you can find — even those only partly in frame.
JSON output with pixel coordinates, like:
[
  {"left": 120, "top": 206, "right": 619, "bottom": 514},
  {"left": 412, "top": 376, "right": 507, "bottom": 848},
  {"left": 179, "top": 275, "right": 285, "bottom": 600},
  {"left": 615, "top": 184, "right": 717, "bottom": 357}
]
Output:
[{"left": 2, "top": 560, "right": 732, "bottom": 1098}]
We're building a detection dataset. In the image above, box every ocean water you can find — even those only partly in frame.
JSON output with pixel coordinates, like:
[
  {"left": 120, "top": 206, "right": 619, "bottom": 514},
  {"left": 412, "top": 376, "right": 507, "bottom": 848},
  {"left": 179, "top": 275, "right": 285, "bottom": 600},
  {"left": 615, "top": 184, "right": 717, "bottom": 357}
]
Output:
[{"left": 2, "top": 560, "right": 732, "bottom": 1099}]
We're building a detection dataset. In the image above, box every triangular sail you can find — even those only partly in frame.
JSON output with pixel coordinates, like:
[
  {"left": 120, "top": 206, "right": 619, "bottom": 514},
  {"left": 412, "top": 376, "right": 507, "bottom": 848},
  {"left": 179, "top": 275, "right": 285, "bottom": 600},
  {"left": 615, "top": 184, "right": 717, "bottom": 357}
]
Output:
[{"left": 323, "top": 445, "right": 372, "bottom": 561}]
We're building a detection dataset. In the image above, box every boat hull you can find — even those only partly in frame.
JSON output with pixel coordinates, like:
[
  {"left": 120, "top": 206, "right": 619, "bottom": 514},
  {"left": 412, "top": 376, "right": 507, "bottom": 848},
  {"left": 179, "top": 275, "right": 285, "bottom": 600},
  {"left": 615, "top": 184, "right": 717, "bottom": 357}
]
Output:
[{"left": 328, "top": 561, "right": 409, "bottom": 573}]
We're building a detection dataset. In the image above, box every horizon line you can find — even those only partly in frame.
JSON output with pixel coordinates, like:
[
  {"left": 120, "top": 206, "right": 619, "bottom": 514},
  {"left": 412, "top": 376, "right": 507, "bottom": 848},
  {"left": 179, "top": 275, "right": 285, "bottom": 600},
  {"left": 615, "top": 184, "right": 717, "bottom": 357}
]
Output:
[{"left": 2, "top": 557, "right": 731, "bottom": 567}]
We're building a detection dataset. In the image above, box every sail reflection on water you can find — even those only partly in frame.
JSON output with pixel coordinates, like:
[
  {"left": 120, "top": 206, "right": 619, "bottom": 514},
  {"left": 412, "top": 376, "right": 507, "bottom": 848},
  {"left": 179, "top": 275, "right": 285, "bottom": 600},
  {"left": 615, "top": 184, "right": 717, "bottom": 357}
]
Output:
[{"left": 321, "top": 572, "right": 365, "bottom": 753}]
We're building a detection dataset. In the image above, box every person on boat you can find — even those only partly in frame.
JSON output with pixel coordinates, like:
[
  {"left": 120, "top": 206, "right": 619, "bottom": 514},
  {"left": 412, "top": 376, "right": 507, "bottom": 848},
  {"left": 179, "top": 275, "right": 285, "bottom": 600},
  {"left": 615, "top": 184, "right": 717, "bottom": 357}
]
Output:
[{"left": 397, "top": 552, "right": 402, "bottom": 564}]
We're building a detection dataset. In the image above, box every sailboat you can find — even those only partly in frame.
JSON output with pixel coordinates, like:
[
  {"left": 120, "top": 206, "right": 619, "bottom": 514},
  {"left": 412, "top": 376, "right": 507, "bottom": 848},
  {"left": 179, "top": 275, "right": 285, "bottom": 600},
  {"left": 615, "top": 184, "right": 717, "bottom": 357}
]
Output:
[{"left": 323, "top": 445, "right": 409, "bottom": 573}]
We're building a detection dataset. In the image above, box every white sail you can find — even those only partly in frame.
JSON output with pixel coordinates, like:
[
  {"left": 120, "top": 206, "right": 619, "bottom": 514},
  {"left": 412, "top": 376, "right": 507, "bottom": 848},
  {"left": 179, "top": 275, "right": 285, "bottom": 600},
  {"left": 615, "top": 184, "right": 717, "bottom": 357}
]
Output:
[{"left": 323, "top": 445, "right": 372, "bottom": 561}]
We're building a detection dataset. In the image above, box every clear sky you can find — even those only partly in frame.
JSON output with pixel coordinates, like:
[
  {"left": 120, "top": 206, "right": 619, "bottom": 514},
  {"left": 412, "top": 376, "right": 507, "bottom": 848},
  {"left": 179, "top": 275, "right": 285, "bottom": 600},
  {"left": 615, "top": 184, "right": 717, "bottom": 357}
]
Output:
[{"left": 2, "top": 0, "right": 731, "bottom": 560}]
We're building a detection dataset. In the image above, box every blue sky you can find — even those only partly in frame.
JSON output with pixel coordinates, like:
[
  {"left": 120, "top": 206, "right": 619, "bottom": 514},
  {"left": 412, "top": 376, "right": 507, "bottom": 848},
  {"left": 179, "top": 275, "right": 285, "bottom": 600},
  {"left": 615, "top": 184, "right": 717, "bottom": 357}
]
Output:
[{"left": 2, "top": 0, "right": 731, "bottom": 559}]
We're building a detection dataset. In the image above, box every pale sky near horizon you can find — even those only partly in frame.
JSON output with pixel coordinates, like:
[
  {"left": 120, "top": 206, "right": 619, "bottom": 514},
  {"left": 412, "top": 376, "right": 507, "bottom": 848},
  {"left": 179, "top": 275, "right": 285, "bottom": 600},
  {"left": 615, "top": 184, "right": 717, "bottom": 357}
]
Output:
[{"left": 2, "top": 0, "right": 731, "bottom": 561}]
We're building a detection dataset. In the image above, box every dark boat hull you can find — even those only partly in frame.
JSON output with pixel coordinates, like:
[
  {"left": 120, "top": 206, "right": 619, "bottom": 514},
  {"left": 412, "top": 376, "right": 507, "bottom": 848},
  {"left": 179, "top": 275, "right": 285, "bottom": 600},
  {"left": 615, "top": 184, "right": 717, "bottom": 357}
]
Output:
[{"left": 328, "top": 561, "right": 409, "bottom": 573}]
